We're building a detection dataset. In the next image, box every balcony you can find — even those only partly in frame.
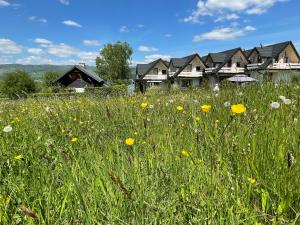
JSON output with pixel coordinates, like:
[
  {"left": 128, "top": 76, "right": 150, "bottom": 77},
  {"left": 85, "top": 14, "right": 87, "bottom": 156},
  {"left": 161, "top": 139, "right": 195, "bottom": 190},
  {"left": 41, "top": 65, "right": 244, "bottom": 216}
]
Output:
[
  {"left": 205, "top": 67, "right": 245, "bottom": 74},
  {"left": 177, "top": 71, "right": 203, "bottom": 78},
  {"left": 142, "top": 74, "right": 168, "bottom": 80},
  {"left": 247, "top": 63, "right": 264, "bottom": 70},
  {"left": 269, "top": 63, "right": 300, "bottom": 70}
]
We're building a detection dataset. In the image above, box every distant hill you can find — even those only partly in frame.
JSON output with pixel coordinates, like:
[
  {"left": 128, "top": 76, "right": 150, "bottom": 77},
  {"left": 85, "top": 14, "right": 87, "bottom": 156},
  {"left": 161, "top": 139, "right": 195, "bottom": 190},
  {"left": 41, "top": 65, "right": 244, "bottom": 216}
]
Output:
[{"left": 0, "top": 64, "right": 136, "bottom": 81}]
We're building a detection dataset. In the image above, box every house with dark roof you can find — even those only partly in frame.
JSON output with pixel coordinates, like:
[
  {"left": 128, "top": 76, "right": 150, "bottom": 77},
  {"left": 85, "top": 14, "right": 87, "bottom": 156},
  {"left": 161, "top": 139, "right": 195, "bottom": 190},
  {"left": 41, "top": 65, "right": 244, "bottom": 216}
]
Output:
[
  {"left": 53, "top": 64, "right": 105, "bottom": 92},
  {"left": 246, "top": 41, "right": 300, "bottom": 82},
  {"left": 136, "top": 59, "right": 169, "bottom": 91},
  {"left": 169, "top": 54, "right": 207, "bottom": 88}
]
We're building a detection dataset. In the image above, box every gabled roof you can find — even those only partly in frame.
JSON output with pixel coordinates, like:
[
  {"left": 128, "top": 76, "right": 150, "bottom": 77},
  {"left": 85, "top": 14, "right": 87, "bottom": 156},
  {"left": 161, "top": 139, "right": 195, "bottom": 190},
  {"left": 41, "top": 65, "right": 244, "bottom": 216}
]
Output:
[
  {"left": 205, "top": 48, "right": 250, "bottom": 73},
  {"left": 247, "top": 41, "right": 300, "bottom": 69},
  {"left": 170, "top": 53, "right": 207, "bottom": 78},
  {"left": 244, "top": 49, "right": 253, "bottom": 57},
  {"left": 136, "top": 59, "right": 169, "bottom": 79},
  {"left": 54, "top": 65, "right": 104, "bottom": 84}
]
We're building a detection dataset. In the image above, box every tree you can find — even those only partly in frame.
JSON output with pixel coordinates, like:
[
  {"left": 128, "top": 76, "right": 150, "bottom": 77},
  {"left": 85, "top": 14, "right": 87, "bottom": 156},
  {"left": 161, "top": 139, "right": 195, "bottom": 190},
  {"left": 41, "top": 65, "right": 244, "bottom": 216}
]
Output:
[
  {"left": 96, "top": 42, "right": 133, "bottom": 82},
  {"left": 2, "top": 70, "right": 36, "bottom": 98},
  {"left": 43, "top": 71, "right": 61, "bottom": 87}
]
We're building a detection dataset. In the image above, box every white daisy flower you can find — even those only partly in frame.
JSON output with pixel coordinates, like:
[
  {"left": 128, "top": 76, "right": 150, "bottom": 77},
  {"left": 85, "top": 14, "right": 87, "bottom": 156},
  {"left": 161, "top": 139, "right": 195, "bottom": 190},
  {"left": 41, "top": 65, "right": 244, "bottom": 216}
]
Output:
[
  {"left": 283, "top": 98, "right": 292, "bottom": 105},
  {"left": 3, "top": 125, "right": 13, "bottom": 133},
  {"left": 270, "top": 102, "right": 280, "bottom": 109},
  {"left": 224, "top": 101, "right": 231, "bottom": 107},
  {"left": 279, "top": 96, "right": 286, "bottom": 101}
]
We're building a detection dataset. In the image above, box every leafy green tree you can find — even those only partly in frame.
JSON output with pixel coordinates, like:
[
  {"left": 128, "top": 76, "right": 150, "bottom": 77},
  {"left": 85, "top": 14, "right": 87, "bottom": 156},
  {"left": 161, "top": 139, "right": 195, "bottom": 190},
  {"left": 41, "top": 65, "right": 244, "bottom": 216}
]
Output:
[
  {"left": 96, "top": 42, "right": 133, "bottom": 82},
  {"left": 43, "top": 71, "right": 61, "bottom": 87},
  {"left": 2, "top": 70, "right": 36, "bottom": 98}
]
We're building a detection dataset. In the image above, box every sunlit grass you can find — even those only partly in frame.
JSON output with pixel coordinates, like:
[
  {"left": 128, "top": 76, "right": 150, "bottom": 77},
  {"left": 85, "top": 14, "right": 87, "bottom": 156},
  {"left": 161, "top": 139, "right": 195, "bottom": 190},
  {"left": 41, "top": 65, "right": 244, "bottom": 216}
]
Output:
[{"left": 0, "top": 83, "right": 299, "bottom": 224}]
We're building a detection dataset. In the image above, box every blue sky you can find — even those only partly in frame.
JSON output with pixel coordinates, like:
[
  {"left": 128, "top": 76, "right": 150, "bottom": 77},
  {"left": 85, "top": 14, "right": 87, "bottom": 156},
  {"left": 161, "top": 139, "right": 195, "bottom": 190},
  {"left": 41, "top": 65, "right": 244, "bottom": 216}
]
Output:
[{"left": 0, "top": 0, "right": 299, "bottom": 66}]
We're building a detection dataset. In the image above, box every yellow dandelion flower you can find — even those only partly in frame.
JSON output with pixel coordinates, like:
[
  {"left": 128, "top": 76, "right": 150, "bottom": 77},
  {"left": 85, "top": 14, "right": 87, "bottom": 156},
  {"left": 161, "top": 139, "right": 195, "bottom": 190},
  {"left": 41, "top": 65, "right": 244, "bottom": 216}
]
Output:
[
  {"left": 200, "top": 105, "right": 212, "bottom": 113},
  {"left": 248, "top": 177, "right": 256, "bottom": 185},
  {"left": 141, "top": 102, "right": 148, "bottom": 108},
  {"left": 71, "top": 137, "right": 78, "bottom": 142},
  {"left": 195, "top": 116, "right": 201, "bottom": 122},
  {"left": 14, "top": 155, "right": 23, "bottom": 160},
  {"left": 125, "top": 138, "right": 135, "bottom": 146},
  {"left": 181, "top": 149, "right": 190, "bottom": 157},
  {"left": 176, "top": 106, "right": 184, "bottom": 111},
  {"left": 231, "top": 104, "right": 246, "bottom": 114}
]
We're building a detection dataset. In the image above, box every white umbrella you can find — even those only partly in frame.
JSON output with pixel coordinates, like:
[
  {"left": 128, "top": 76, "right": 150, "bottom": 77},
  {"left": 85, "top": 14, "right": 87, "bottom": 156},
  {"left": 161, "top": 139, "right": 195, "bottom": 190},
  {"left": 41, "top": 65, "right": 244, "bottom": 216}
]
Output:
[{"left": 227, "top": 75, "right": 257, "bottom": 83}]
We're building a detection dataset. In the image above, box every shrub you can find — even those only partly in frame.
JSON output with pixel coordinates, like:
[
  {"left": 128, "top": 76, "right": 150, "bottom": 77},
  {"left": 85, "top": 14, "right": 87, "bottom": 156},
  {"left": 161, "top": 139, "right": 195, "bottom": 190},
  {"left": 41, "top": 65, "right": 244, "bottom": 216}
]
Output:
[{"left": 2, "top": 70, "right": 36, "bottom": 98}]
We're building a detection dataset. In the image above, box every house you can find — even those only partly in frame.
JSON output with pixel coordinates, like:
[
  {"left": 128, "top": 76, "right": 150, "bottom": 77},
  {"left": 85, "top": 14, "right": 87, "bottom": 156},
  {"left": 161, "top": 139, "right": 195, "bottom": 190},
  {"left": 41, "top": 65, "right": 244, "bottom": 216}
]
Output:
[
  {"left": 53, "top": 64, "right": 105, "bottom": 92},
  {"left": 203, "top": 48, "right": 250, "bottom": 86},
  {"left": 136, "top": 59, "right": 169, "bottom": 92},
  {"left": 246, "top": 41, "right": 300, "bottom": 82},
  {"left": 169, "top": 54, "right": 207, "bottom": 88}
]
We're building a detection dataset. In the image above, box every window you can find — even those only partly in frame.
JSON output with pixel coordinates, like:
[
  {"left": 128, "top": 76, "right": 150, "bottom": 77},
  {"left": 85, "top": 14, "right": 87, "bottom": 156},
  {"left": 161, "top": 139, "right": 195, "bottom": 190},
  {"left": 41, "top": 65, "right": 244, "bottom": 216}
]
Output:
[
  {"left": 228, "top": 60, "right": 232, "bottom": 67},
  {"left": 162, "top": 70, "right": 167, "bottom": 75},
  {"left": 196, "top": 66, "right": 201, "bottom": 72},
  {"left": 181, "top": 80, "right": 192, "bottom": 88},
  {"left": 236, "top": 62, "right": 241, "bottom": 67}
]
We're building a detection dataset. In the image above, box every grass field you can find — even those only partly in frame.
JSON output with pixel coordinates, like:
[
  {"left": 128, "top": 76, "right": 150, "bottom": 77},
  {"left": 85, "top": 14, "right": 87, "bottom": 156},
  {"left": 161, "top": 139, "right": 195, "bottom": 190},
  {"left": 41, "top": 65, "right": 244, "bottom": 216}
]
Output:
[{"left": 0, "top": 83, "right": 299, "bottom": 224}]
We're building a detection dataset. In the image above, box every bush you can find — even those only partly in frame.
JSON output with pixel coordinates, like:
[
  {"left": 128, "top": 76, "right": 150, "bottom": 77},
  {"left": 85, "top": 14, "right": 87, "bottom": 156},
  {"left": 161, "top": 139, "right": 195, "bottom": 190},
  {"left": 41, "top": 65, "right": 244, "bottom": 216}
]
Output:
[
  {"left": 43, "top": 71, "right": 62, "bottom": 87},
  {"left": 2, "top": 70, "right": 36, "bottom": 99}
]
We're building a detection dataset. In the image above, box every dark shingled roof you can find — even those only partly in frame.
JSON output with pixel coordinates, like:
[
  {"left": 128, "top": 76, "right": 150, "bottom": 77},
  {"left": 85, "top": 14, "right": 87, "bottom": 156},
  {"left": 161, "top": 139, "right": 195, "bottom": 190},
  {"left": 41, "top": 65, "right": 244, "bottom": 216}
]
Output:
[
  {"left": 247, "top": 41, "right": 300, "bottom": 69},
  {"left": 54, "top": 65, "right": 104, "bottom": 84},
  {"left": 244, "top": 49, "right": 253, "bottom": 57},
  {"left": 136, "top": 59, "right": 169, "bottom": 79},
  {"left": 170, "top": 53, "right": 207, "bottom": 78}
]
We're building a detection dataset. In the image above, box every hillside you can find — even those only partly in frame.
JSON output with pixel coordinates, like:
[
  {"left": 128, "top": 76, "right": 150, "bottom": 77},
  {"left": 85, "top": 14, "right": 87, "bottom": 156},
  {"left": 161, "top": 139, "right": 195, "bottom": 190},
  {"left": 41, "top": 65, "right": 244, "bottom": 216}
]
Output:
[{"left": 0, "top": 64, "right": 136, "bottom": 80}]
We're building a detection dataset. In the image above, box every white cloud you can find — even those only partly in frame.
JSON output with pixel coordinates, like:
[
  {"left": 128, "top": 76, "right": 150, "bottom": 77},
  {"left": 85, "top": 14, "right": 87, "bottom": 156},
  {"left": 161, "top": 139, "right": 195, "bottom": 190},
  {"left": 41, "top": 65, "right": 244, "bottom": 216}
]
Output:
[
  {"left": 27, "top": 48, "right": 44, "bottom": 55},
  {"left": 16, "top": 56, "right": 53, "bottom": 65},
  {"left": 144, "top": 54, "right": 172, "bottom": 63},
  {"left": 215, "top": 13, "right": 239, "bottom": 22},
  {"left": 184, "top": 0, "right": 287, "bottom": 23},
  {"left": 29, "top": 16, "right": 47, "bottom": 23},
  {"left": 193, "top": 26, "right": 256, "bottom": 42},
  {"left": 47, "top": 43, "right": 78, "bottom": 57},
  {"left": 77, "top": 51, "right": 98, "bottom": 64},
  {"left": 59, "top": 0, "right": 70, "bottom": 5},
  {"left": 83, "top": 40, "right": 101, "bottom": 46},
  {"left": 120, "top": 26, "right": 129, "bottom": 33},
  {"left": 0, "top": 38, "right": 22, "bottom": 54},
  {"left": 62, "top": 20, "right": 82, "bottom": 28},
  {"left": 138, "top": 45, "right": 159, "bottom": 53},
  {"left": 0, "top": 0, "right": 10, "bottom": 7},
  {"left": 34, "top": 38, "right": 52, "bottom": 46}
]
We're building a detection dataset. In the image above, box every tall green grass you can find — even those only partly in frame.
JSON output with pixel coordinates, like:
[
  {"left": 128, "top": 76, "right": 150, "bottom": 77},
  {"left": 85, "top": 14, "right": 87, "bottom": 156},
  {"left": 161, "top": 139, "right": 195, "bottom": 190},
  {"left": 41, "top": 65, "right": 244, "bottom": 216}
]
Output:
[{"left": 0, "top": 83, "right": 299, "bottom": 224}]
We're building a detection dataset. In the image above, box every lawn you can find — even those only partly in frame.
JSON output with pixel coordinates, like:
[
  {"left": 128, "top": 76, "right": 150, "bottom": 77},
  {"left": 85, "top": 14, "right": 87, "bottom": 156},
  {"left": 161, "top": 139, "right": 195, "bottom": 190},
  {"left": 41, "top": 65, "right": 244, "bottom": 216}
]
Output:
[{"left": 0, "top": 83, "right": 299, "bottom": 224}]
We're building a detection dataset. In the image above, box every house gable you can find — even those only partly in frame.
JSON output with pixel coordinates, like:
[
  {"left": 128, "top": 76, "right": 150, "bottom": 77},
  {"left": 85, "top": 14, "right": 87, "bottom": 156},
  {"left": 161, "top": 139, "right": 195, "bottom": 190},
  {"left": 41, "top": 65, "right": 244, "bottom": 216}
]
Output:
[{"left": 277, "top": 43, "right": 300, "bottom": 63}]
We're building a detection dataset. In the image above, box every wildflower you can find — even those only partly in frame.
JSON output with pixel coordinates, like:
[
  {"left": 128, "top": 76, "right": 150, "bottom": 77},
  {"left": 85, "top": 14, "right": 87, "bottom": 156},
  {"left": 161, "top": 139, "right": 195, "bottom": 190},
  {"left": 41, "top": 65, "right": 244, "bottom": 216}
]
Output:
[
  {"left": 247, "top": 177, "right": 256, "bottom": 185},
  {"left": 270, "top": 102, "right": 280, "bottom": 109},
  {"left": 200, "top": 105, "right": 212, "bottom": 113},
  {"left": 176, "top": 106, "right": 184, "bottom": 111},
  {"left": 283, "top": 98, "right": 292, "bottom": 105},
  {"left": 279, "top": 96, "right": 286, "bottom": 101},
  {"left": 125, "top": 138, "right": 135, "bottom": 146},
  {"left": 3, "top": 125, "right": 12, "bottom": 133},
  {"left": 224, "top": 101, "right": 231, "bottom": 107},
  {"left": 231, "top": 104, "right": 246, "bottom": 114},
  {"left": 71, "top": 137, "right": 78, "bottom": 142},
  {"left": 14, "top": 155, "right": 24, "bottom": 160},
  {"left": 181, "top": 149, "right": 190, "bottom": 157},
  {"left": 45, "top": 107, "right": 51, "bottom": 113},
  {"left": 149, "top": 104, "right": 154, "bottom": 109},
  {"left": 134, "top": 131, "right": 138, "bottom": 135},
  {"left": 195, "top": 116, "right": 201, "bottom": 122},
  {"left": 140, "top": 102, "right": 148, "bottom": 108},
  {"left": 213, "top": 84, "right": 220, "bottom": 92}
]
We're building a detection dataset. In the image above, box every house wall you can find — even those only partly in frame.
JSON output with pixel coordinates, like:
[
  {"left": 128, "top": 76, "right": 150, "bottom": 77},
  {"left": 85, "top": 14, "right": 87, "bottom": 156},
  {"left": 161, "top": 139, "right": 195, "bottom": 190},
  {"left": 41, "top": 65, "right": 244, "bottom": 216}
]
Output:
[
  {"left": 148, "top": 61, "right": 168, "bottom": 75},
  {"left": 182, "top": 56, "right": 206, "bottom": 72},
  {"left": 278, "top": 44, "right": 300, "bottom": 63},
  {"left": 206, "top": 57, "right": 214, "bottom": 68},
  {"left": 248, "top": 50, "right": 259, "bottom": 63},
  {"left": 228, "top": 51, "right": 248, "bottom": 67},
  {"left": 250, "top": 70, "right": 300, "bottom": 83}
]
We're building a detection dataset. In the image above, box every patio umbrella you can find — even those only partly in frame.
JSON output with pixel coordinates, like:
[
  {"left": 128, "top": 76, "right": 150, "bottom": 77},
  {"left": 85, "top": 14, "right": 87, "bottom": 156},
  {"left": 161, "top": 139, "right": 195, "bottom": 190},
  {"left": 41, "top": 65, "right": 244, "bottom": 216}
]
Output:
[{"left": 227, "top": 75, "right": 257, "bottom": 83}]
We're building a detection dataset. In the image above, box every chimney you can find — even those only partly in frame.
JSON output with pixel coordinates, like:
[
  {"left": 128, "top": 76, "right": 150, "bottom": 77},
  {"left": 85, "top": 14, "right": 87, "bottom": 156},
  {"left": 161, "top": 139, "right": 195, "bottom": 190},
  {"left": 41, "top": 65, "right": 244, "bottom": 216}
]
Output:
[{"left": 78, "top": 62, "right": 86, "bottom": 68}]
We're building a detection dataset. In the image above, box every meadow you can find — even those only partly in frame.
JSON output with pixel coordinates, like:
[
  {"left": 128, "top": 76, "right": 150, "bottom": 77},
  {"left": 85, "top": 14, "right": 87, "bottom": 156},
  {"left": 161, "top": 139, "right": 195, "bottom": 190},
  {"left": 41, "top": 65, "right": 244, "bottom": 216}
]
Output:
[{"left": 0, "top": 83, "right": 299, "bottom": 224}]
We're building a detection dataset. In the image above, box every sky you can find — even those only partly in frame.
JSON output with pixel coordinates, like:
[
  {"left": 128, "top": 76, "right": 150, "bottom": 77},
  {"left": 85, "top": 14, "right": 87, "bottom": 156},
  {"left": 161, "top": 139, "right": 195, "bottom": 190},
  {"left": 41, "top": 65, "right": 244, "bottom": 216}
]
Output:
[{"left": 0, "top": 0, "right": 300, "bottom": 66}]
